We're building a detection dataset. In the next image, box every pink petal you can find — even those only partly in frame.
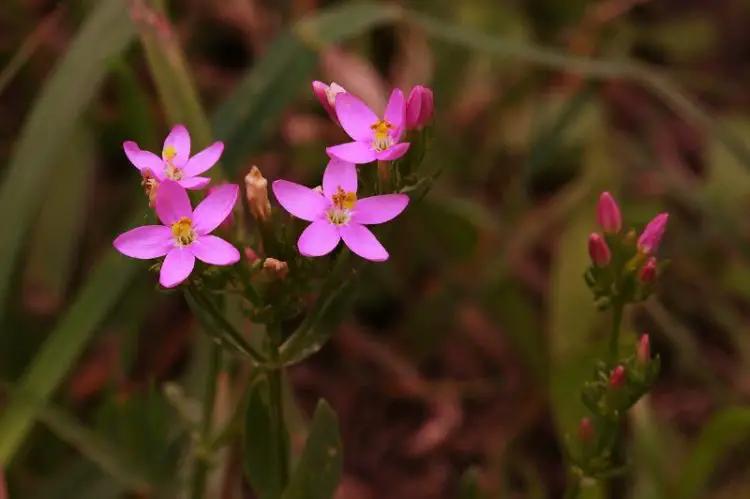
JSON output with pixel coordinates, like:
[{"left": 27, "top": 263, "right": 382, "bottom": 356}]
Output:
[
  {"left": 159, "top": 247, "right": 195, "bottom": 288},
  {"left": 405, "top": 87, "right": 423, "bottom": 129},
  {"left": 298, "top": 220, "right": 340, "bottom": 257},
  {"left": 272, "top": 180, "right": 328, "bottom": 222},
  {"left": 155, "top": 180, "right": 193, "bottom": 226},
  {"left": 113, "top": 225, "right": 173, "bottom": 259},
  {"left": 123, "top": 141, "right": 165, "bottom": 179},
  {"left": 312, "top": 80, "right": 339, "bottom": 123},
  {"left": 335, "top": 93, "right": 378, "bottom": 141},
  {"left": 163, "top": 124, "right": 191, "bottom": 166},
  {"left": 339, "top": 223, "right": 388, "bottom": 261},
  {"left": 374, "top": 142, "right": 410, "bottom": 161},
  {"left": 184, "top": 141, "right": 224, "bottom": 176},
  {"left": 179, "top": 176, "right": 211, "bottom": 190},
  {"left": 384, "top": 88, "right": 405, "bottom": 129},
  {"left": 323, "top": 158, "right": 357, "bottom": 199},
  {"left": 352, "top": 194, "right": 409, "bottom": 225},
  {"left": 190, "top": 235, "right": 240, "bottom": 265},
  {"left": 192, "top": 183, "right": 238, "bottom": 235},
  {"left": 326, "top": 141, "right": 377, "bottom": 164}
]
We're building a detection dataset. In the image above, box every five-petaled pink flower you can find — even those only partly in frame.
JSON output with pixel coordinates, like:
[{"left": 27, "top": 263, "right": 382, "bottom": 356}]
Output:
[
  {"left": 326, "top": 89, "right": 410, "bottom": 164},
  {"left": 114, "top": 180, "right": 240, "bottom": 288},
  {"left": 272, "top": 159, "right": 409, "bottom": 261},
  {"left": 123, "top": 124, "right": 224, "bottom": 203}
]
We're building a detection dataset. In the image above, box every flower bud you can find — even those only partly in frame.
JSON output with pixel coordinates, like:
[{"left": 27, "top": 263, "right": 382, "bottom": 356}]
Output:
[
  {"left": 588, "top": 233, "right": 611, "bottom": 267},
  {"left": 578, "top": 417, "right": 594, "bottom": 442},
  {"left": 312, "top": 80, "right": 346, "bottom": 125},
  {"left": 638, "top": 213, "right": 669, "bottom": 255},
  {"left": 609, "top": 365, "right": 626, "bottom": 388},
  {"left": 263, "top": 257, "right": 288, "bottom": 280},
  {"left": 244, "top": 166, "right": 271, "bottom": 222},
  {"left": 637, "top": 334, "right": 650, "bottom": 366},
  {"left": 244, "top": 247, "right": 260, "bottom": 264},
  {"left": 639, "top": 257, "right": 657, "bottom": 283},
  {"left": 596, "top": 192, "right": 622, "bottom": 233},
  {"left": 405, "top": 85, "right": 434, "bottom": 129}
]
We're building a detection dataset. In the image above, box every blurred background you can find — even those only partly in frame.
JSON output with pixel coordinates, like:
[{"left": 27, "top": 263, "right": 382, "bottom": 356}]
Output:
[{"left": 2, "top": 0, "right": 750, "bottom": 498}]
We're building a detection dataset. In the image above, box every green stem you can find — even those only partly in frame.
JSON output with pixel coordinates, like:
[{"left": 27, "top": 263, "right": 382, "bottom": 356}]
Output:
[
  {"left": 563, "top": 471, "right": 581, "bottom": 499},
  {"left": 608, "top": 301, "right": 624, "bottom": 365},
  {"left": 268, "top": 324, "right": 289, "bottom": 489},
  {"left": 190, "top": 343, "right": 221, "bottom": 499}
]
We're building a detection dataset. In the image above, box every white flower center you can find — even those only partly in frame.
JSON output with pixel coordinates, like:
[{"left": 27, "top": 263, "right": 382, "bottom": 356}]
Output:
[{"left": 326, "top": 186, "right": 356, "bottom": 226}]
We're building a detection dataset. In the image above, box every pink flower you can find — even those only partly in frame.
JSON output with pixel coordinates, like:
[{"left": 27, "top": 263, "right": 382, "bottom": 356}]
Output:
[
  {"left": 405, "top": 85, "right": 434, "bottom": 129},
  {"left": 114, "top": 180, "right": 240, "bottom": 288},
  {"left": 588, "top": 233, "right": 611, "bottom": 267},
  {"left": 272, "top": 159, "right": 409, "bottom": 261},
  {"left": 312, "top": 80, "right": 347, "bottom": 125},
  {"left": 637, "top": 213, "right": 669, "bottom": 254},
  {"left": 609, "top": 365, "right": 626, "bottom": 388},
  {"left": 123, "top": 124, "right": 224, "bottom": 202},
  {"left": 326, "top": 89, "right": 410, "bottom": 164},
  {"left": 639, "top": 257, "right": 657, "bottom": 283},
  {"left": 597, "top": 192, "right": 622, "bottom": 233}
]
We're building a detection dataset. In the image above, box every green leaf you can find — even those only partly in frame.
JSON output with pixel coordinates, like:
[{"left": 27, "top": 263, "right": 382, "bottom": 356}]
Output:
[
  {"left": 0, "top": 215, "right": 140, "bottom": 466},
  {"left": 243, "top": 374, "right": 289, "bottom": 499},
  {"left": 0, "top": 0, "right": 134, "bottom": 319},
  {"left": 677, "top": 407, "right": 750, "bottom": 499},
  {"left": 282, "top": 400, "right": 342, "bottom": 499},
  {"left": 22, "top": 126, "right": 96, "bottom": 313}
]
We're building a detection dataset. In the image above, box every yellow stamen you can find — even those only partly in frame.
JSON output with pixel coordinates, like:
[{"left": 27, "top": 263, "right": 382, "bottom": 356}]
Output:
[
  {"left": 331, "top": 186, "right": 357, "bottom": 210},
  {"left": 370, "top": 120, "right": 394, "bottom": 152},
  {"left": 163, "top": 145, "right": 177, "bottom": 161},
  {"left": 171, "top": 216, "right": 196, "bottom": 246}
]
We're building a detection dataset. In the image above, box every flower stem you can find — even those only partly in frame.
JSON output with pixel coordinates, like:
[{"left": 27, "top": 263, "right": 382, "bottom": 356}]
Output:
[
  {"left": 190, "top": 343, "right": 221, "bottom": 499},
  {"left": 563, "top": 471, "right": 581, "bottom": 499},
  {"left": 377, "top": 160, "right": 390, "bottom": 193},
  {"left": 268, "top": 324, "right": 289, "bottom": 489},
  {"left": 608, "top": 301, "right": 624, "bottom": 365}
]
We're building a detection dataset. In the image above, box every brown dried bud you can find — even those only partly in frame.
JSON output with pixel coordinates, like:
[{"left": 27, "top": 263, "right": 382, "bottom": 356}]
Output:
[
  {"left": 263, "top": 258, "right": 288, "bottom": 280},
  {"left": 244, "top": 166, "right": 271, "bottom": 222}
]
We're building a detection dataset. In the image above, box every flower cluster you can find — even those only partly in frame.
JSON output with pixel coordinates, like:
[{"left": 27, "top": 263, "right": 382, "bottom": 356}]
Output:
[
  {"left": 114, "top": 126, "right": 239, "bottom": 288},
  {"left": 274, "top": 82, "right": 434, "bottom": 261},
  {"left": 113, "top": 82, "right": 434, "bottom": 287},
  {"left": 585, "top": 192, "right": 669, "bottom": 308}
]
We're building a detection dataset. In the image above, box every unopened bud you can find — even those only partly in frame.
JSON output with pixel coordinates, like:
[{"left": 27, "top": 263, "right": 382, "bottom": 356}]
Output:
[
  {"left": 596, "top": 192, "right": 622, "bottom": 233},
  {"left": 588, "top": 233, "right": 611, "bottom": 267},
  {"left": 639, "top": 257, "right": 657, "bottom": 283},
  {"left": 244, "top": 247, "right": 260, "bottom": 264},
  {"left": 312, "top": 80, "right": 346, "bottom": 124},
  {"left": 609, "top": 365, "right": 626, "bottom": 388},
  {"left": 638, "top": 213, "right": 669, "bottom": 255},
  {"left": 244, "top": 166, "right": 272, "bottom": 222},
  {"left": 578, "top": 417, "right": 594, "bottom": 442},
  {"left": 637, "top": 334, "right": 650, "bottom": 366},
  {"left": 406, "top": 85, "right": 434, "bottom": 129},
  {"left": 263, "top": 258, "right": 288, "bottom": 280}
]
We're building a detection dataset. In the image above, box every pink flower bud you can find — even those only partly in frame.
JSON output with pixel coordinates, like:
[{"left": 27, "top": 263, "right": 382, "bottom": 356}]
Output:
[
  {"left": 596, "top": 192, "right": 622, "bottom": 233},
  {"left": 588, "top": 233, "right": 611, "bottom": 267},
  {"left": 638, "top": 213, "right": 669, "bottom": 255},
  {"left": 609, "top": 365, "right": 626, "bottom": 388},
  {"left": 639, "top": 257, "right": 657, "bottom": 283},
  {"left": 578, "top": 417, "right": 594, "bottom": 442},
  {"left": 637, "top": 334, "right": 650, "bottom": 366},
  {"left": 312, "top": 80, "right": 346, "bottom": 124},
  {"left": 406, "top": 85, "right": 434, "bottom": 129},
  {"left": 244, "top": 247, "right": 260, "bottom": 264}
]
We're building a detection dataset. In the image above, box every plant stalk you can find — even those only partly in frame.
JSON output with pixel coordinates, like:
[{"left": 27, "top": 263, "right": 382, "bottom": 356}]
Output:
[
  {"left": 190, "top": 343, "right": 221, "bottom": 499},
  {"left": 608, "top": 301, "right": 624, "bottom": 365}
]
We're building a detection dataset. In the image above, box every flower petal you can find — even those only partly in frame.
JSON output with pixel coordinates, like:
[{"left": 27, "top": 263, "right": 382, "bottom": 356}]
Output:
[
  {"left": 384, "top": 88, "right": 405, "bottom": 129},
  {"left": 113, "top": 225, "right": 173, "bottom": 259},
  {"left": 272, "top": 180, "right": 327, "bottom": 222},
  {"left": 335, "top": 93, "right": 378, "bottom": 141},
  {"left": 405, "top": 87, "right": 423, "bottom": 129},
  {"left": 326, "top": 141, "right": 377, "bottom": 164},
  {"left": 352, "top": 194, "right": 409, "bottom": 225},
  {"left": 190, "top": 235, "right": 240, "bottom": 265},
  {"left": 179, "top": 176, "right": 211, "bottom": 190},
  {"left": 374, "top": 142, "right": 410, "bottom": 161},
  {"left": 159, "top": 247, "right": 195, "bottom": 288},
  {"left": 155, "top": 180, "right": 193, "bottom": 226},
  {"left": 192, "top": 183, "right": 238, "bottom": 235},
  {"left": 339, "top": 223, "right": 388, "bottom": 261},
  {"left": 123, "top": 141, "right": 165, "bottom": 179},
  {"left": 183, "top": 141, "right": 224, "bottom": 176},
  {"left": 297, "top": 220, "right": 340, "bottom": 257},
  {"left": 323, "top": 158, "right": 357, "bottom": 199},
  {"left": 163, "top": 124, "right": 190, "bottom": 166}
]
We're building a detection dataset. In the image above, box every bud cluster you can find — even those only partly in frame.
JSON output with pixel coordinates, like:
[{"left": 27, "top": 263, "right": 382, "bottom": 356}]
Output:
[{"left": 585, "top": 192, "right": 669, "bottom": 309}]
